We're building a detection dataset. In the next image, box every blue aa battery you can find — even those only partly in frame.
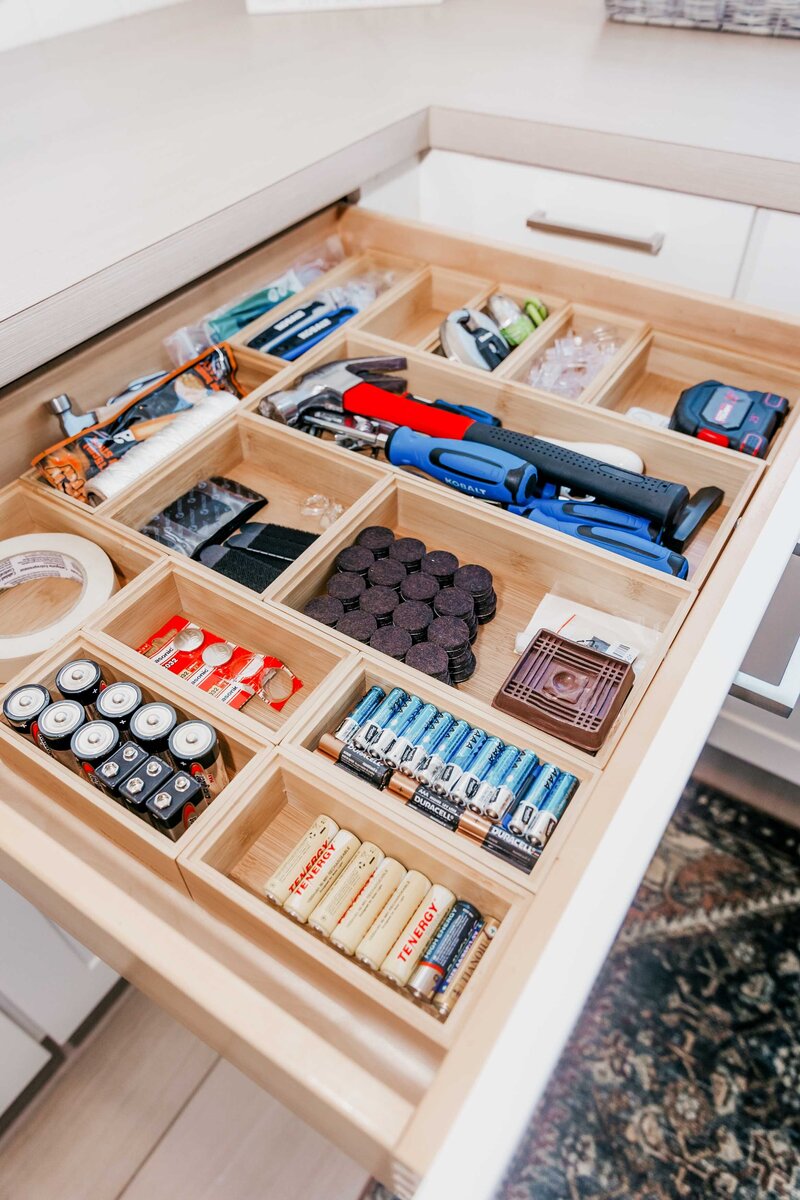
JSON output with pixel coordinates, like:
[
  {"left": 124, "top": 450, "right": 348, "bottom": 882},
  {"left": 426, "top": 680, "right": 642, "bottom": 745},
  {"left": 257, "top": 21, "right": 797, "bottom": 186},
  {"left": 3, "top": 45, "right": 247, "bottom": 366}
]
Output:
[
  {"left": 435, "top": 728, "right": 488, "bottom": 797},
  {"left": 526, "top": 772, "right": 579, "bottom": 847},
  {"left": 451, "top": 736, "right": 505, "bottom": 807},
  {"left": 386, "top": 703, "right": 439, "bottom": 769},
  {"left": 484, "top": 748, "right": 540, "bottom": 823},
  {"left": 335, "top": 686, "right": 385, "bottom": 744},
  {"left": 417, "top": 718, "right": 471, "bottom": 787},
  {"left": 353, "top": 687, "right": 407, "bottom": 751},
  {"left": 506, "top": 763, "right": 559, "bottom": 837},
  {"left": 469, "top": 743, "right": 520, "bottom": 815},
  {"left": 404, "top": 712, "right": 456, "bottom": 778},
  {"left": 372, "top": 696, "right": 424, "bottom": 759}
]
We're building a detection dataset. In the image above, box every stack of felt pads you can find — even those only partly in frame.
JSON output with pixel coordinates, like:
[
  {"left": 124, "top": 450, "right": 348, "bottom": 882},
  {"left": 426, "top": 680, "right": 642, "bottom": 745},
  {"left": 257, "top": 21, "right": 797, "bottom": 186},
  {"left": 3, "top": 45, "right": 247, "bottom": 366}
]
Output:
[{"left": 303, "top": 526, "right": 496, "bottom": 686}]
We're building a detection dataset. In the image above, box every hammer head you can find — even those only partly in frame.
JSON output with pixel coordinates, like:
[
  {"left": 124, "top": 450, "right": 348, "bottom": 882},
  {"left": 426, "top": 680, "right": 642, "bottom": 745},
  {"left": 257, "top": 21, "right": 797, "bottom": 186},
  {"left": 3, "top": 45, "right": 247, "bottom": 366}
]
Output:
[{"left": 257, "top": 356, "right": 407, "bottom": 425}]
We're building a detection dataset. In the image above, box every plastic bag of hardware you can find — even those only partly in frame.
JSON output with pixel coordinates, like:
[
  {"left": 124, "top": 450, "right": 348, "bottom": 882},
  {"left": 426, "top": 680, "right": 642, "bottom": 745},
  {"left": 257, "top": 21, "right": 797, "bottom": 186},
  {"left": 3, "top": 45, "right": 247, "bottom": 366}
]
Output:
[
  {"left": 514, "top": 593, "right": 661, "bottom": 674},
  {"left": 32, "top": 346, "right": 244, "bottom": 505},
  {"left": 163, "top": 237, "right": 346, "bottom": 365}
]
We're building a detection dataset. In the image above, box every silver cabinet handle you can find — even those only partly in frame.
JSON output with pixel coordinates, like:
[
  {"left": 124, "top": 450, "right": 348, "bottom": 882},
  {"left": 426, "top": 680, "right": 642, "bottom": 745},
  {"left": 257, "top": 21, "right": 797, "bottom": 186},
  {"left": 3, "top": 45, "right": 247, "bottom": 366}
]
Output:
[
  {"left": 526, "top": 210, "right": 665, "bottom": 255},
  {"left": 729, "top": 543, "right": 800, "bottom": 717}
]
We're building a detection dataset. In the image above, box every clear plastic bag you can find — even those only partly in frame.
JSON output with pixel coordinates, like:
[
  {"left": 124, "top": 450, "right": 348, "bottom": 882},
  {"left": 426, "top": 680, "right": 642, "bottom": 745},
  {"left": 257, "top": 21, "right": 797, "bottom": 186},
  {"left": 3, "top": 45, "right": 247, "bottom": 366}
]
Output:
[{"left": 139, "top": 477, "right": 266, "bottom": 559}]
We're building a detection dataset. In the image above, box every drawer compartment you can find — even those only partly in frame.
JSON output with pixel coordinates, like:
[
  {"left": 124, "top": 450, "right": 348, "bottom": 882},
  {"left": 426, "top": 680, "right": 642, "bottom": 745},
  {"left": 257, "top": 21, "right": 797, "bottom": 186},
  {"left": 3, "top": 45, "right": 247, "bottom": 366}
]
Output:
[
  {"left": 358, "top": 267, "right": 493, "bottom": 350},
  {"left": 87, "top": 557, "right": 357, "bottom": 741},
  {"left": 270, "top": 474, "right": 688, "bottom": 761},
  {"left": 0, "top": 633, "right": 269, "bottom": 887}
]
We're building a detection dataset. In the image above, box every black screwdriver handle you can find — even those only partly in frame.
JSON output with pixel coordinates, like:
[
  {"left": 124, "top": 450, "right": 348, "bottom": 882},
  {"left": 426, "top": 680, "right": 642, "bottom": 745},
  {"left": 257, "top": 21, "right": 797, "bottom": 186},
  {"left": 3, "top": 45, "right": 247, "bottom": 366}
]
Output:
[{"left": 463, "top": 423, "right": 689, "bottom": 531}]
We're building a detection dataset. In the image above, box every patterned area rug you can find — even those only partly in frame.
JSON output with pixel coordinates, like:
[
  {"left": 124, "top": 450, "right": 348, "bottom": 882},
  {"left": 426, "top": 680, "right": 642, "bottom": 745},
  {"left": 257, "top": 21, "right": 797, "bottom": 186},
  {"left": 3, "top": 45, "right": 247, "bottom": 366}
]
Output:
[{"left": 366, "top": 783, "right": 800, "bottom": 1200}]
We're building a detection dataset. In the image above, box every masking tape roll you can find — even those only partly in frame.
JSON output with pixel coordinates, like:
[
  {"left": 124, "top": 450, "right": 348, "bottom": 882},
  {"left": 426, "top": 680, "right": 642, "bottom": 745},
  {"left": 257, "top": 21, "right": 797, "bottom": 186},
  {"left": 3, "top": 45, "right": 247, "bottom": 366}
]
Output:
[{"left": 0, "top": 534, "right": 119, "bottom": 682}]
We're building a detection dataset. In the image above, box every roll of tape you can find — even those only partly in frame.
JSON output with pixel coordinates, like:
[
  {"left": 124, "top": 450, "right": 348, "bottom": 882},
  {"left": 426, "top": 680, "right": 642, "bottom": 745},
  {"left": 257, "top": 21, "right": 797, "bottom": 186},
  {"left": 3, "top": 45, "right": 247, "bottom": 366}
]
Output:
[{"left": 0, "top": 534, "right": 118, "bottom": 681}]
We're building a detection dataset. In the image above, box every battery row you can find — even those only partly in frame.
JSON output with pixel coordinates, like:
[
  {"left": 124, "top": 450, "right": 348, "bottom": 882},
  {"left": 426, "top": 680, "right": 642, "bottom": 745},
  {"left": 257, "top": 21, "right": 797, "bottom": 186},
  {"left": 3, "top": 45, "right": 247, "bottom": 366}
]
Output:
[
  {"left": 265, "top": 812, "right": 498, "bottom": 1018},
  {"left": 3, "top": 658, "right": 229, "bottom": 841},
  {"left": 316, "top": 686, "right": 579, "bottom": 874}
]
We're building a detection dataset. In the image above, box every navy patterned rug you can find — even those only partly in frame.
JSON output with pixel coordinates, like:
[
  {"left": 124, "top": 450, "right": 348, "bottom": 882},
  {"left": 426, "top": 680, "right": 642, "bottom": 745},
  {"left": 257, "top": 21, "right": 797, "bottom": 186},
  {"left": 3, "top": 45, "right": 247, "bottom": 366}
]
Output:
[{"left": 366, "top": 783, "right": 800, "bottom": 1200}]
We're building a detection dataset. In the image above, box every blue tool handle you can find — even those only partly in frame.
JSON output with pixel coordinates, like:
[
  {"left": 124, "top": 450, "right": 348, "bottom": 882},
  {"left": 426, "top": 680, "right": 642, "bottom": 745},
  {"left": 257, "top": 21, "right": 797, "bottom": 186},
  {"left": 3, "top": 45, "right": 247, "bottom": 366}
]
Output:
[
  {"left": 526, "top": 510, "right": 689, "bottom": 578},
  {"left": 385, "top": 426, "right": 538, "bottom": 505},
  {"left": 432, "top": 398, "right": 501, "bottom": 426},
  {"left": 524, "top": 498, "right": 658, "bottom": 540}
]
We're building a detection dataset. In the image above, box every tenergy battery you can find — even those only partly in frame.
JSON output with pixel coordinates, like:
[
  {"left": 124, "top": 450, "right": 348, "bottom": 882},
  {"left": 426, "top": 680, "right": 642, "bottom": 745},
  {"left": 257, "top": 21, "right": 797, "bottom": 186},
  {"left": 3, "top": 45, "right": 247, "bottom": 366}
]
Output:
[
  {"left": 283, "top": 829, "right": 360, "bottom": 924},
  {"left": 167, "top": 720, "right": 228, "bottom": 800},
  {"left": 264, "top": 814, "right": 339, "bottom": 906},
  {"left": 330, "top": 858, "right": 406, "bottom": 956},
  {"left": 352, "top": 687, "right": 407, "bottom": 752},
  {"left": 119, "top": 756, "right": 173, "bottom": 818},
  {"left": 38, "top": 700, "right": 86, "bottom": 768},
  {"left": 96, "top": 681, "right": 142, "bottom": 737},
  {"left": 408, "top": 900, "right": 482, "bottom": 1000},
  {"left": 450, "top": 735, "right": 504, "bottom": 808},
  {"left": 70, "top": 720, "right": 120, "bottom": 787},
  {"left": 416, "top": 718, "right": 471, "bottom": 788},
  {"left": 372, "top": 696, "right": 424, "bottom": 761},
  {"left": 317, "top": 734, "right": 393, "bottom": 790},
  {"left": 470, "top": 744, "right": 520, "bottom": 815},
  {"left": 507, "top": 763, "right": 559, "bottom": 837},
  {"left": 385, "top": 702, "right": 438, "bottom": 770},
  {"left": 356, "top": 869, "right": 431, "bottom": 970},
  {"left": 95, "top": 741, "right": 148, "bottom": 795},
  {"left": 380, "top": 883, "right": 455, "bottom": 988},
  {"left": 334, "top": 686, "right": 385, "bottom": 744},
  {"left": 484, "top": 749, "right": 539, "bottom": 824},
  {"left": 403, "top": 711, "right": 455, "bottom": 778},
  {"left": 527, "top": 772, "right": 579, "bottom": 847},
  {"left": 55, "top": 659, "right": 105, "bottom": 717},
  {"left": 130, "top": 703, "right": 178, "bottom": 758},
  {"left": 3, "top": 684, "right": 52, "bottom": 745},
  {"left": 308, "top": 841, "right": 384, "bottom": 937},
  {"left": 434, "top": 728, "right": 487, "bottom": 796},
  {"left": 146, "top": 771, "right": 206, "bottom": 840}
]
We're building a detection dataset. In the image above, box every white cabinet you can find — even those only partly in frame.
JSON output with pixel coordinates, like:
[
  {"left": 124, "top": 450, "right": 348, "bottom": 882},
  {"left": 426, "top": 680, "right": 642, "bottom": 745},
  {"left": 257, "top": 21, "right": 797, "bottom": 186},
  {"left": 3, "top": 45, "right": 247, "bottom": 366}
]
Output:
[
  {"left": 0, "top": 1009, "right": 51, "bottom": 1116},
  {"left": 735, "top": 209, "right": 800, "bottom": 316}
]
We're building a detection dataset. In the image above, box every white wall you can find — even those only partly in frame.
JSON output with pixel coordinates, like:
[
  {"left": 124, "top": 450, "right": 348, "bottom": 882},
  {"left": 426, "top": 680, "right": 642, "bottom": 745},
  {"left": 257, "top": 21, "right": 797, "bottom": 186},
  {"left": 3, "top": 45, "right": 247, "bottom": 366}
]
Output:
[{"left": 0, "top": 0, "right": 188, "bottom": 53}]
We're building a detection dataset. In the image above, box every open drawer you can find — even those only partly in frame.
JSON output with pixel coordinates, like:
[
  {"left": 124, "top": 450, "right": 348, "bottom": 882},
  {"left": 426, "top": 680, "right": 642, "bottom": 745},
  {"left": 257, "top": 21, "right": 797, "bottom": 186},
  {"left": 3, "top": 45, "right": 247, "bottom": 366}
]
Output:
[{"left": 1, "top": 203, "right": 800, "bottom": 1197}]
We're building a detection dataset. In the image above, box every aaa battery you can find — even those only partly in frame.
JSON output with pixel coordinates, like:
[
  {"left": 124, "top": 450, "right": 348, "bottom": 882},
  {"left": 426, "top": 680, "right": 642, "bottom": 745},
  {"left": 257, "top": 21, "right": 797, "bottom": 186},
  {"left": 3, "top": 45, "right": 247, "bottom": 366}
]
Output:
[
  {"left": 356, "top": 869, "right": 431, "bottom": 969},
  {"left": 283, "top": 829, "right": 360, "bottom": 923},
  {"left": 380, "top": 883, "right": 456, "bottom": 988},
  {"left": 331, "top": 858, "right": 407, "bottom": 955},
  {"left": 264, "top": 814, "right": 339, "bottom": 906},
  {"left": 308, "top": 841, "right": 384, "bottom": 936}
]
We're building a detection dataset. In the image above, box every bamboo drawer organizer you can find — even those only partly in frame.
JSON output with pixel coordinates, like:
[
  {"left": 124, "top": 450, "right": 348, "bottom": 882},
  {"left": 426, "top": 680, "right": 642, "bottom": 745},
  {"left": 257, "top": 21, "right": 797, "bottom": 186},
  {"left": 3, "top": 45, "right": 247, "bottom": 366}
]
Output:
[{"left": 2, "top": 202, "right": 800, "bottom": 1194}]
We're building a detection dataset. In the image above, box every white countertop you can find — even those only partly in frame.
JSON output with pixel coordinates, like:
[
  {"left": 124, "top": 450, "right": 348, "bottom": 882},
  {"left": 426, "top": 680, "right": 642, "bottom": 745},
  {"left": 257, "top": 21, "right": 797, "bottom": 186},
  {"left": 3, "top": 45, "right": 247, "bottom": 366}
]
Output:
[{"left": 1, "top": 0, "right": 798, "bottom": 351}]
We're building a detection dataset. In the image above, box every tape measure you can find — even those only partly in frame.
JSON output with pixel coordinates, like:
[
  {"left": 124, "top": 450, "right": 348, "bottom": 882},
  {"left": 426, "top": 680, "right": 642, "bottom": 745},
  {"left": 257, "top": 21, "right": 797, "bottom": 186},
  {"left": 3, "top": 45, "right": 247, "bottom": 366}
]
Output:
[{"left": 670, "top": 380, "right": 789, "bottom": 458}]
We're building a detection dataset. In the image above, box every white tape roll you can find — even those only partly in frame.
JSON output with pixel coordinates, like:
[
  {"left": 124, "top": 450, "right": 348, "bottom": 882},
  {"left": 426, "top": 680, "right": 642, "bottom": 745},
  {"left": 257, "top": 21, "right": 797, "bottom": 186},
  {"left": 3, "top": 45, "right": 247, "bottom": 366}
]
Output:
[{"left": 0, "top": 534, "right": 118, "bottom": 681}]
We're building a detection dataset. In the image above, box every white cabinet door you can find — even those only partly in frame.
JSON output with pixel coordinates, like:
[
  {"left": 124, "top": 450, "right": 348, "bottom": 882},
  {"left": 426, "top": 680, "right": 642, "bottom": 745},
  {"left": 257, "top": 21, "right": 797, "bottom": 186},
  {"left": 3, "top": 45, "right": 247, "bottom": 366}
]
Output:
[
  {"left": 408, "top": 150, "right": 754, "bottom": 295},
  {"left": 735, "top": 210, "right": 800, "bottom": 315},
  {"left": 0, "top": 1009, "right": 50, "bottom": 1116},
  {"left": 0, "top": 882, "right": 118, "bottom": 1044}
]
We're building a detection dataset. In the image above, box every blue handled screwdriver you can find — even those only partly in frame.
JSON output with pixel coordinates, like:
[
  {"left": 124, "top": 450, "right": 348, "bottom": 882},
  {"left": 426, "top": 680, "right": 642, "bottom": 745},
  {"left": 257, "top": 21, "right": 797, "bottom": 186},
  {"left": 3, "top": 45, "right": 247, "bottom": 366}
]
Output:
[
  {"left": 516, "top": 497, "right": 660, "bottom": 541},
  {"left": 520, "top": 507, "right": 689, "bottom": 578}
]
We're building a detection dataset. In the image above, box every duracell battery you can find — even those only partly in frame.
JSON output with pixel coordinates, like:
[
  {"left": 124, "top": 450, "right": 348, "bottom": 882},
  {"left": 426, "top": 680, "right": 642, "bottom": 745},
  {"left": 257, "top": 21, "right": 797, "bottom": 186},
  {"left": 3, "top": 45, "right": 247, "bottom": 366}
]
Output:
[
  {"left": 380, "top": 884, "right": 456, "bottom": 988},
  {"left": 283, "top": 829, "right": 360, "bottom": 924},
  {"left": 308, "top": 841, "right": 384, "bottom": 937},
  {"left": 264, "top": 814, "right": 339, "bottom": 906},
  {"left": 433, "top": 918, "right": 499, "bottom": 1017},
  {"left": 356, "top": 869, "right": 431, "bottom": 970},
  {"left": 317, "top": 735, "right": 393, "bottom": 791},
  {"left": 330, "top": 858, "right": 407, "bottom": 956}
]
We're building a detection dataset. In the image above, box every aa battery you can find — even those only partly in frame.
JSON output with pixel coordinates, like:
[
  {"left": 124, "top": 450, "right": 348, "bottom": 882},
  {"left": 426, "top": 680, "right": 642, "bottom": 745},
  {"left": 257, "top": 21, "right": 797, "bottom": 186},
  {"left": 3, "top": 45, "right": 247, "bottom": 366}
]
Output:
[
  {"left": 317, "top": 734, "right": 392, "bottom": 790},
  {"left": 95, "top": 681, "right": 143, "bottom": 737},
  {"left": 380, "top": 883, "right": 455, "bottom": 987},
  {"left": 433, "top": 918, "right": 498, "bottom": 1017},
  {"left": 484, "top": 749, "right": 539, "bottom": 823},
  {"left": 118, "top": 755, "right": 173, "bottom": 818},
  {"left": 507, "top": 763, "right": 559, "bottom": 836},
  {"left": 146, "top": 771, "right": 206, "bottom": 840},
  {"left": 434, "top": 728, "right": 487, "bottom": 796},
  {"left": 416, "top": 718, "right": 471, "bottom": 788},
  {"left": 450, "top": 735, "right": 504, "bottom": 808},
  {"left": 308, "top": 841, "right": 384, "bottom": 936},
  {"left": 356, "top": 869, "right": 431, "bottom": 969},
  {"left": 70, "top": 720, "right": 120, "bottom": 787},
  {"left": 168, "top": 720, "right": 228, "bottom": 800},
  {"left": 470, "top": 744, "right": 520, "bottom": 815},
  {"left": 526, "top": 772, "right": 579, "bottom": 847},
  {"left": 372, "top": 696, "right": 423, "bottom": 761},
  {"left": 264, "top": 814, "right": 340, "bottom": 905},
  {"left": 37, "top": 700, "right": 86, "bottom": 768},
  {"left": 283, "top": 829, "right": 360, "bottom": 923},
  {"left": 330, "top": 858, "right": 406, "bottom": 955},
  {"left": 352, "top": 687, "right": 408, "bottom": 752},
  {"left": 95, "top": 741, "right": 148, "bottom": 795},
  {"left": 334, "top": 686, "right": 385, "bottom": 744},
  {"left": 408, "top": 900, "right": 482, "bottom": 1000},
  {"left": 386, "top": 702, "right": 438, "bottom": 770},
  {"left": 403, "top": 711, "right": 455, "bottom": 778},
  {"left": 129, "top": 703, "right": 178, "bottom": 758},
  {"left": 55, "top": 659, "right": 105, "bottom": 717},
  {"left": 3, "top": 684, "right": 52, "bottom": 745}
]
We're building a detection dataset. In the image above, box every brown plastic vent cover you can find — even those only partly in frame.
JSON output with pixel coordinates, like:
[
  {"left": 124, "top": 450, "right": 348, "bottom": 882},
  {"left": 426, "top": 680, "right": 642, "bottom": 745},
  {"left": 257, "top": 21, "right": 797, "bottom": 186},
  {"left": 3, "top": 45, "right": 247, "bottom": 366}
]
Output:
[{"left": 492, "top": 629, "right": 635, "bottom": 753}]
